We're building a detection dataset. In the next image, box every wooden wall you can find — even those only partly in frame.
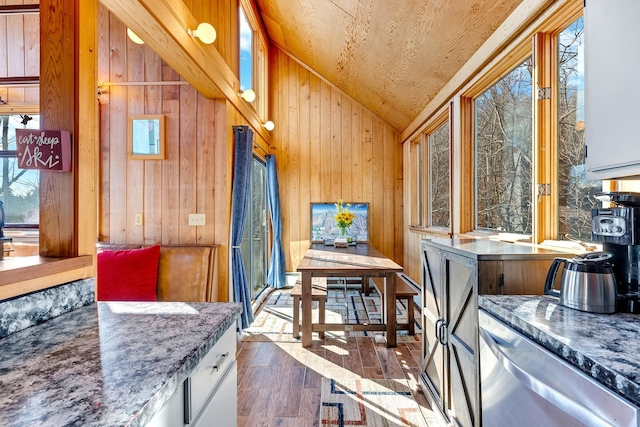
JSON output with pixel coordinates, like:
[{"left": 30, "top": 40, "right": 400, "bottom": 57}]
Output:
[
  {"left": 97, "top": 6, "right": 265, "bottom": 301},
  {"left": 0, "top": 0, "right": 39, "bottom": 107},
  {"left": 189, "top": 0, "right": 239, "bottom": 75},
  {"left": 269, "top": 46, "right": 404, "bottom": 270}
]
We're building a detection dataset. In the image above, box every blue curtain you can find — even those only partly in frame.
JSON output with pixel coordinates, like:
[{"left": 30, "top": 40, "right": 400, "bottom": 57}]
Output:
[
  {"left": 231, "top": 126, "right": 254, "bottom": 329},
  {"left": 266, "top": 155, "right": 286, "bottom": 289}
]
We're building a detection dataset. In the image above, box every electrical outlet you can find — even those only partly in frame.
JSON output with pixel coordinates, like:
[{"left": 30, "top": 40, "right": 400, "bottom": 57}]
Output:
[
  {"left": 135, "top": 213, "right": 143, "bottom": 226},
  {"left": 188, "top": 213, "right": 206, "bottom": 226}
]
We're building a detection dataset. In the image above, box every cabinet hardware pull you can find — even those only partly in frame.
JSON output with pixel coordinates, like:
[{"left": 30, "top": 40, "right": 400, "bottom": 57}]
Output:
[
  {"left": 435, "top": 318, "right": 442, "bottom": 343},
  {"left": 439, "top": 321, "right": 448, "bottom": 346},
  {"left": 212, "top": 352, "right": 230, "bottom": 372},
  {"left": 183, "top": 377, "right": 192, "bottom": 424}
]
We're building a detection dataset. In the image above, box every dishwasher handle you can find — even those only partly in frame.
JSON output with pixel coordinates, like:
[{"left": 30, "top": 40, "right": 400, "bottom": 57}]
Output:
[{"left": 479, "top": 327, "right": 613, "bottom": 427}]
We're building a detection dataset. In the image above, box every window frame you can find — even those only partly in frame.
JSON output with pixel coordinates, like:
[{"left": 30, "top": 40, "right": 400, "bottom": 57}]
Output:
[
  {"left": 455, "top": 0, "right": 615, "bottom": 244},
  {"left": 0, "top": 112, "right": 41, "bottom": 229},
  {"left": 239, "top": 0, "right": 269, "bottom": 121},
  {"left": 409, "top": 108, "right": 451, "bottom": 236}
]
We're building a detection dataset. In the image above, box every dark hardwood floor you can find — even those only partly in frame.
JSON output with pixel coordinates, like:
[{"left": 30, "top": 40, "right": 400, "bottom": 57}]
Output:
[{"left": 236, "top": 329, "right": 438, "bottom": 426}]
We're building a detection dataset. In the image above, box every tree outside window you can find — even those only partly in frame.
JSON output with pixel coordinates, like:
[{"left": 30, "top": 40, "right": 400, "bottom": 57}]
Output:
[
  {"left": 557, "top": 16, "right": 600, "bottom": 241},
  {"left": 474, "top": 58, "right": 533, "bottom": 234},
  {"left": 429, "top": 122, "right": 450, "bottom": 228},
  {"left": 0, "top": 114, "right": 40, "bottom": 225}
]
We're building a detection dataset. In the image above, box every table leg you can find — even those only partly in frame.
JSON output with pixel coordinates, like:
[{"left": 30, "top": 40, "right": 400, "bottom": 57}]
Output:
[
  {"left": 385, "top": 272, "right": 397, "bottom": 347},
  {"left": 301, "top": 271, "right": 312, "bottom": 347}
]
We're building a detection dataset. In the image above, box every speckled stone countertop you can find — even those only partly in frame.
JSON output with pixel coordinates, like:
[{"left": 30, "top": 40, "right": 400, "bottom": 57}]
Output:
[
  {"left": 479, "top": 295, "right": 640, "bottom": 406},
  {"left": 0, "top": 301, "right": 242, "bottom": 427}
]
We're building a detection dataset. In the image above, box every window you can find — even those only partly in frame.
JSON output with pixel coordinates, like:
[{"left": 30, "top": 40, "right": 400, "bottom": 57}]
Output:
[
  {"left": 474, "top": 57, "right": 533, "bottom": 234},
  {"left": 239, "top": 2, "right": 269, "bottom": 120},
  {"left": 556, "top": 17, "right": 600, "bottom": 241},
  {"left": 428, "top": 122, "right": 450, "bottom": 227},
  {"left": 0, "top": 114, "right": 40, "bottom": 225},
  {"left": 239, "top": 6, "right": 253, "bottom": 95}
]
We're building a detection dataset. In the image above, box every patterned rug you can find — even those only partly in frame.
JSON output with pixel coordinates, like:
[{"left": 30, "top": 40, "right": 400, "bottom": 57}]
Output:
[
  {"left": 320, "top": 378, "right": 427, "bottom": 426},
  {"left": 242, "top": 286, "right": 421, "bottom": 342}
]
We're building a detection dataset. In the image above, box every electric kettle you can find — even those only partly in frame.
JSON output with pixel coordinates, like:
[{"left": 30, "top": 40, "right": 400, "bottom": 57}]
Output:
[{"left": 544, "top": 252, "right": 617, "bottom": 313}]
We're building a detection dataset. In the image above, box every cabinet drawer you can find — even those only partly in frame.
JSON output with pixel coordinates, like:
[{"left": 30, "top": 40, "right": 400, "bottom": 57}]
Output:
[
  {"left": 192, "top": 361, "right": 238, "bottom": 427},
  {"left": 189, "top": 326, "right": 236, "bottom": 420}
]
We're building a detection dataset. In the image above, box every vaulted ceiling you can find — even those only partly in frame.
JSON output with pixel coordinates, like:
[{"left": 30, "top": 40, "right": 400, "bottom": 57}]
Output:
[{"left": 255, "top": 0, "right": 523, "bottom": 132}]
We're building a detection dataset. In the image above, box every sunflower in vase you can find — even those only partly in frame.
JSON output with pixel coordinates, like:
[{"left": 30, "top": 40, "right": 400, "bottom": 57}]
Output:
[{"left": 334, "top": 200, "right": 355, "bottom": 239}]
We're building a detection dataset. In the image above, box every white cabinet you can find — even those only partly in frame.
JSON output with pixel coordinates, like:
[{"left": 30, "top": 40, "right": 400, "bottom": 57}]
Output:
[
  {"left": 585, "top": 0, "right": 640, "bottom": 180},
  {"left": 145, "top": 384, "right": 186, "bottom": 427},
  {"left": 188, "top": 326, "right": 237, "bottom": 426},
  {"left": 145, "top": 325, "right": 237, "bottom": 427}
]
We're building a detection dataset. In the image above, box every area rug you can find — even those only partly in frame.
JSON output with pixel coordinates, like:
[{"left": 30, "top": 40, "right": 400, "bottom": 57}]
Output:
[
  {"left": 320, "top": 378, "right": 427, "bottom": 427},
  {"left": 241, "top": 287, "right": 421, "bottom": 343}
]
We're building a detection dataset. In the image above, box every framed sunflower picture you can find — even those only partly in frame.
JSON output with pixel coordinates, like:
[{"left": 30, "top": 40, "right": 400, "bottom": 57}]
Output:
[{"left": 310, "top": 202, "right": 369, "bottom": 243}]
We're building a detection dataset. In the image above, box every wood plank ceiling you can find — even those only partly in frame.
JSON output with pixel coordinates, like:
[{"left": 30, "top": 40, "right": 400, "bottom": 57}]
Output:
[{"left": 256, "top": 0, "right": 523, "bottom": 132}]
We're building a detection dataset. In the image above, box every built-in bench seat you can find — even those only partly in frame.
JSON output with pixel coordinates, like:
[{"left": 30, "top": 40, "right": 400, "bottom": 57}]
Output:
[
  {"left": 369, "top": 275, "right": 417, "bottom": 335},
  {"left": 96, "top": 243, "right": 219, "bottom": 302},
  {"left": 291, "top": 277, "right": 328, "bottom": 339}
]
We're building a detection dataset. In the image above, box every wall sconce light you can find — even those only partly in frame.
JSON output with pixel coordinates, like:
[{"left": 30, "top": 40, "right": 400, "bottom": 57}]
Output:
[
  {"left": 238, "top": 89, "right": 256, "bottom": 103},
  {"left": 127, "top": 28, "right": 145, "bottom": 45},
  {"left": 263, "top": 121, "right": 275, "bottom": 131},
  {"left": 188, "top": 22, "right": 217, "bottom": 44}
]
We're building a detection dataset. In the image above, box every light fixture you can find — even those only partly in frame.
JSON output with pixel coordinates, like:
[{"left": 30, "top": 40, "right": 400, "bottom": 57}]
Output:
[
  {"left": 263, "top": 121, "right": 275, "bottom": 131},
  {"left": 188, "top": 22, "right": 216, "bottom": 44},
  {"left": 238, "top": 89, "right": 256, "bottom": 103},
  {"left": 127, "top": 28, "right": 145, "bottom": 45}
]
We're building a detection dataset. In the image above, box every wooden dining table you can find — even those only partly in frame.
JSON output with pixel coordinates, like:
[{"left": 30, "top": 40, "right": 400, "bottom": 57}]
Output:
[{"left": 296, "top": 243, "right": 404, "bottom": 347}]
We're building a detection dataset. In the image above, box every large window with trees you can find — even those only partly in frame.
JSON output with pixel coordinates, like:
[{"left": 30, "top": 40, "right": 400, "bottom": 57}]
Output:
[
  {"left": 474, "top": 58, "right": 533, "bottom": 234},
  {"left": 556, "top": 16, "right": 600, "bottom": 241}
]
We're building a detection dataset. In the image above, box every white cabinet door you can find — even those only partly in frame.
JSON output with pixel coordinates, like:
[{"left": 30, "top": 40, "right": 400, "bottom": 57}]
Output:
[
  {"left": 145, "top": 384, "right": 185, "bottom": 427},
  {"left": 192, "top": 362, "right": 238, "bottom": 427},
  {"left": 585, "top": 0, "right": 640, "bottom": 180}
]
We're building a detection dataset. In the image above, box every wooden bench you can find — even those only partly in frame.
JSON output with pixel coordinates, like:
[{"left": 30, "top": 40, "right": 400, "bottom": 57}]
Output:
[
  {"left": 291, "top": 278, "right": 328, "bottom": 339},
  {"left": 369, "top": 275, "right": 418, "bottom": 335},
  {"left": 97, "top": 243, "right": 219, "bottom": 302}
]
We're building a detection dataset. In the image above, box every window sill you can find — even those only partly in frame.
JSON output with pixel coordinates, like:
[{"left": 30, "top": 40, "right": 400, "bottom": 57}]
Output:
[
  {"left": 0, "top": 255, "right": 94, "bottom": 300},
  {"left": 408, "top": 225, "right": 452, "bottom": 237}
]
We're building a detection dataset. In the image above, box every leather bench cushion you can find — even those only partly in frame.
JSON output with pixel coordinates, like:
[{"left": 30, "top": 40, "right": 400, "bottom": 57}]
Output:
[{"left": 156, "top": 246, "right": 215, "bottom": 302}]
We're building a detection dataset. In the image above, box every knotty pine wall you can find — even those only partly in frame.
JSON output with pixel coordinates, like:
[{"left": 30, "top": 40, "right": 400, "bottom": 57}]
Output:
[
  {"left": 0, "top": 0, "right": 39, "bottom": 107},
  {"left": 269, "top": 47, "right": 404, "bottom": 270},
  {"left": 98, "top": 7, "right": 266, "bottom": 301}
]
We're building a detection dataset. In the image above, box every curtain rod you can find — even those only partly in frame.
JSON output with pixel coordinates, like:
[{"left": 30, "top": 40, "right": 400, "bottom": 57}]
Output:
[
  {"left": 254, "top": 144, "right": 268, "bottom": 156},
  {"left": 232, "top": 125, "right": 268, "bottom": 156}
]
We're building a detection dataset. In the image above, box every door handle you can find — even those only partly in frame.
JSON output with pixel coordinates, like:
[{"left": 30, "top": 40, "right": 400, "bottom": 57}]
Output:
[
  {"left": 439, "top": 320, "right": 448, "bottom": 346},
  {"left": 435, "top": 318, "right": 442, "bottom": 343}
]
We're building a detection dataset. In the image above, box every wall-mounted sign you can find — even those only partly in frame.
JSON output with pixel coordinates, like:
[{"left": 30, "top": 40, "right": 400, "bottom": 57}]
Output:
[{"left": 15, "top": 129, "right": 72, "bottom": 171}]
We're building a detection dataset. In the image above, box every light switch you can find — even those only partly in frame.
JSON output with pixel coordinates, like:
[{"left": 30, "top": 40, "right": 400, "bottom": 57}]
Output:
[
  {"left": 189, "top": 214, "right": 206, "bottom": 226},
  {"left": 135, "top": 213, "right": 143, "bottom": 226}
]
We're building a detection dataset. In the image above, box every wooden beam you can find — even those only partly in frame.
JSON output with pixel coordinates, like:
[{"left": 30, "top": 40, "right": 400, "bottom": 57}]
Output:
[{"left": 100, "top": 0, "right": 271, "bottom": 142}]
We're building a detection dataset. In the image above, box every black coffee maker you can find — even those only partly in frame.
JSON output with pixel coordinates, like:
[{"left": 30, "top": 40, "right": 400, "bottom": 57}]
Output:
[{"left": 592, "top": 192, "right": 640, "bottom": 313}]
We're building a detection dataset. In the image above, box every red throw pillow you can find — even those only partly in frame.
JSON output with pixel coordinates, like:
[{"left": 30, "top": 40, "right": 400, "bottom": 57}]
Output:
[{"left": 97, "top": 245, "right": 161, "bottom": 301}]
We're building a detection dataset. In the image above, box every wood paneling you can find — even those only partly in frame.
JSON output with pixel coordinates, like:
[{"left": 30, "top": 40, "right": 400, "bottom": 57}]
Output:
[
  {"left": 257, "top": 0, "right": 523, "bottom": 131},
  {"left": 0, "top": 0, "right": 39, "bottom": 107},
  {"left": 270, "top": 46, "right": 403, "bottom": 270},
  {"left": 97, "top": 7, "right": 266, "bottom": 301}
]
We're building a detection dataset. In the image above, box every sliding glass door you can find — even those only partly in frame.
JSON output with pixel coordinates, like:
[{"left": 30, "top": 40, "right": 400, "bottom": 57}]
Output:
[{"left": 240, "top": 156, "right": 268, "bottom": 300}]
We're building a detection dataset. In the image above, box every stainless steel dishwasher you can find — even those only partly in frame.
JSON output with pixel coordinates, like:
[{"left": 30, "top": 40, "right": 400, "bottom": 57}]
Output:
[{"left": 479, "top": 310, "right": 639, "bottom": 427}]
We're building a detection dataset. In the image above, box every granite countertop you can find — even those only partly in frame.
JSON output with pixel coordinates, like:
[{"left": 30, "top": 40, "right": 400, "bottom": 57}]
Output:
[
  {"left": 424, "top": 237, "right": 566, "bottom": 260},
  {"left": 479, "top": 295, "right": 640, "bottom": 406},
  {"left": 0, "top": 301, "right": 242, "bottom": 427}
]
